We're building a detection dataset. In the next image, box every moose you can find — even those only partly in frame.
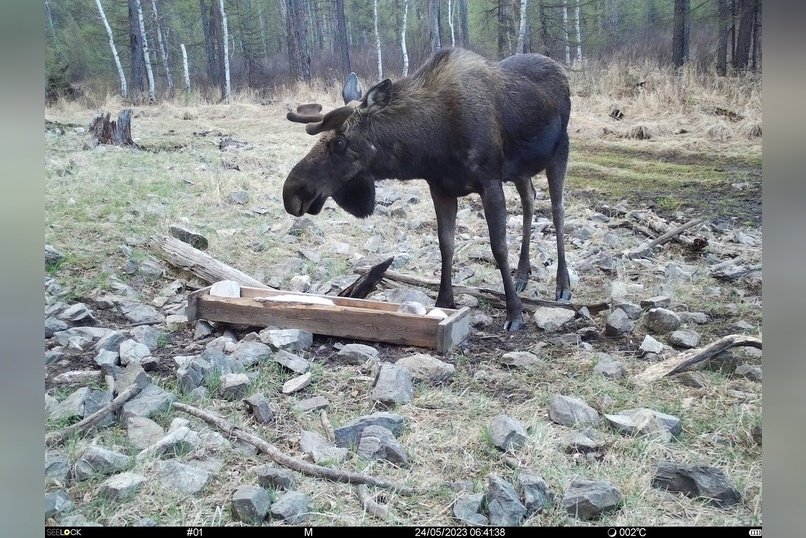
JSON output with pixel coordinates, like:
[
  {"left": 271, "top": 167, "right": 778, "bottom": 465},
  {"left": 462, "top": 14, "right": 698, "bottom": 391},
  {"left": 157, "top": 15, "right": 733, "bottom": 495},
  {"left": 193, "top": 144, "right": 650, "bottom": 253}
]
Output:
[{"left": 283, "top": 48, "right": 571, "bottom": 331}]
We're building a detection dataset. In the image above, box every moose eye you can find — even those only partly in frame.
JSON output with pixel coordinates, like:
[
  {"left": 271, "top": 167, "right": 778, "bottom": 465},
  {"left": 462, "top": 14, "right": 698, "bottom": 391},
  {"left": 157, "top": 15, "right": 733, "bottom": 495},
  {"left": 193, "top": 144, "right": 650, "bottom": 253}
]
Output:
[{"left": 331, "top": 137, "right": 347, "bottom": 154}]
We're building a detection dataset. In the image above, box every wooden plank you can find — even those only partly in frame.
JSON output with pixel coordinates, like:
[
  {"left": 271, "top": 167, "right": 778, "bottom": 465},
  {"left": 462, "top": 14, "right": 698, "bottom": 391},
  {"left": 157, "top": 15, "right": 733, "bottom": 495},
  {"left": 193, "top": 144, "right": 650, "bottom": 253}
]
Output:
[
  {"left": 185, "top": 286, "right": 211, "bottom": 321},
  {"left": 195, "top": 295, "right": 440, "bottom": 349},
  {"left": 437, "top": 307, "right": 471, "bottom": 354}
]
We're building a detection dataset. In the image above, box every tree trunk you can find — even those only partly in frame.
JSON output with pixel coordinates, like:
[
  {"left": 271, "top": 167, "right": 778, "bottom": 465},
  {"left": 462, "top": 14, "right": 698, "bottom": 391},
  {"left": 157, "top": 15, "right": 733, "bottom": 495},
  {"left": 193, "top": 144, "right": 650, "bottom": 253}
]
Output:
[
  {"left": 219, "top": 0, "right": 231, "bottom": 100},
  {"left": 150, "top": 0, "right": 174, "bottom": 93},
  {"left": 516, "top": 0, "right": 528, "bottom": 54},
  {"left": 95, "top": 0, "right": 128, "bottom": 98},
  {"left": 333, "top": 0, "right": 350, "bottom": 72},
  {"left": 751, "top": 0, "right": 761, "bottom": 70},
  {"left": 562, "top": 0, "right": 570, "bottom": 66},
  {"left": 373, "top": 0, "right": 383, "bottom": 80},
  {"left": 180, "top": 43, "right": 191, "bottom": 91},
  {"left": 286, "top": 0, "right": 311, "bottom": 82},
  {"left": 672, "top": 0, "right": 689, "bottom": 67},
  {"left": 45, "top": 0, "right": 57, "bottom": 44},
  {"left": 259, "top": 8, "right": 270, "bottom": 68},
  {"left": 717, "top": 0, "right": 728, "bottom": 75},
  {"left": 199, "top": 0, "right": 219, "bottom": 86},
  {"left": 732, "top": 0, "right": 754, "bottom": 69},
  {"left": 401, "top": 0, "right": 410, "bottom": 75},
  {"left": 128, "top": 0, "right": 146, "bottom": 94},
  {"left": 497, "top": 0, "right": 511, "bottom": 59},
  {"left": 448, "top": 0, "right": 456, "bottom": 47},
  {"left": 459, "top": 0, "right": 470, "bottom": 48},
  {"left": 428, "top": 0, "right": 441, "bottom": 52},
  {"left": 90, "top": 109, "right": 134, "bottom": 146},
  {"left": 730, "top": 0, "right": 736, "bottom": 64},
  {"left": 574, "top": 0, "right": 582, "bottom": 65},
  {"left": 134, "top": 0, "right": 156, "bottom": 100}
]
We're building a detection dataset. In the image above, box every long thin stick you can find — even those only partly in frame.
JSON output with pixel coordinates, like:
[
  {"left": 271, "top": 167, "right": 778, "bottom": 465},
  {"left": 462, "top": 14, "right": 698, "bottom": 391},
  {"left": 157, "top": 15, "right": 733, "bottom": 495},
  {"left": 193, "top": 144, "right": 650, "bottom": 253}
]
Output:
[
  {"left": 355, "top": 484, "right": 398, "bottom": 522},
  {"left": 626, "top": 218, "right": 703, "bottom": 259},
  {"left": 172, "top": 402, "right": 413, "bottom": 495}
]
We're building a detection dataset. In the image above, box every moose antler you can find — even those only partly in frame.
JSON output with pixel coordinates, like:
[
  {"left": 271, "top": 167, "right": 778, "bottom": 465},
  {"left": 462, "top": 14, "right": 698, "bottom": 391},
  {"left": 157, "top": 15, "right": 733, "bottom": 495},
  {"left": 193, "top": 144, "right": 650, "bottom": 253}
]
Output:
[
  {"left": 286, "top": 103, "right": 324, "bottom": 124},
  {"left": 287, "top": 102, "right": 357, "bottom": 135}
]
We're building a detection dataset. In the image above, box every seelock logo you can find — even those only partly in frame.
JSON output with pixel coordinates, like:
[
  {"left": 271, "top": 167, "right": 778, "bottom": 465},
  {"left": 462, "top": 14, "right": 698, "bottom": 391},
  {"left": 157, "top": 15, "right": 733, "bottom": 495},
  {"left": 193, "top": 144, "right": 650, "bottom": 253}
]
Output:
[{"left": 46, "top": 529, "right": 82, "bottom": 536}]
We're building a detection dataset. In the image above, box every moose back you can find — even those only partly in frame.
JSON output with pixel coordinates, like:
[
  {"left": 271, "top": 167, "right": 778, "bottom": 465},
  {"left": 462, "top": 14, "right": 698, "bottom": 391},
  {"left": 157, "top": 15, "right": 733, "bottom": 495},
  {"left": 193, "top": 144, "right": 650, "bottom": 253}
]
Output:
[{"left": 283, "top": 48, "right": 571, "bottom": 331}]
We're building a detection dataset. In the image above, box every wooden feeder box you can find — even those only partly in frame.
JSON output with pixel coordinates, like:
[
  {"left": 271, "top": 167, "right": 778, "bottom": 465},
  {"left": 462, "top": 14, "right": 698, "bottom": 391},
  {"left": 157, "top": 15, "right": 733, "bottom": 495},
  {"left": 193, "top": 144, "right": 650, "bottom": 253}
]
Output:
[{"left": 187, "top": 284, "right": 471, "bottom": 354}]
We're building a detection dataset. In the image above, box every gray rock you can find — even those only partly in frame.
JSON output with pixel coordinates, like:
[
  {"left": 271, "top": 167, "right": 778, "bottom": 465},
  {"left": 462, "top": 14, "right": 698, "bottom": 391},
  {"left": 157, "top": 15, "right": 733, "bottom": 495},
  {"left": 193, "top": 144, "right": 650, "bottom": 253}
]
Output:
[
  {"left": 230, "top": 190, "right": 250, "bottom": 204},
  {"left": 334, "top": 412, "right": 406, "bottom": 448},
  {"left": 559, "top": 430, "right": 604, "bottom": 453},
  {"left": 489, "top": 413, "right": 527, "bottom": 451},
  {"left": 232, "top": 341, "right": 271, "bottom": 367},
  {"left": 651, "top": 462, "right": 741, "bottom": 507},
  {"left": 45, "top": 350, "right": 63, "bottom": 365},
  {"left": 83, "top": 389, "right": 114, "bottom": 427},
  {"left": 50, "top": 387, "right": 91, "bottom": 422},
  {"left": 293, "top": 396, "right": 329, "bottom": 413},
  {"left": 669, "top": 329, "right": 700, "bottom": 349},
  {"left": 387, "top": 287, "right": 432, "bottom": 306},
  {"left": 605, "top": 308, "right": 634, "bottom": 337},
  {"left": 188, "top": 386, "right": 209, "bottom": 402},
  {"left": 45, "top": 317, "right": 68, "bottom": 338},
  {"left": 562, "top": 479, "right": 622, "bottom": 520},
  {"left": 94, "top": 330, "right": 128, "bottom": 352},
  {"left": 260, "top": 328, "right": 313, "bottom": 352},
  {"left": 548, "top": 394, "right": 600, "bottom": 428},
  {"left": 177, "top": 359, "right": 206, "bottom": 393},
  {"left": 99, "top": 472, "right": 146, "bottom": 501},
  {"left": 357, "top": 425, "right": 409, "bottom": 465},
  {"left": 613, "top": 301, "right": 643, "bottom": 320},
  {"left": 57, "top": 302, "right": 95, "bottom": 324},
  {"left": 95, "top": 349, "right": 119, "bottom": 368},
  {"left": 52, "top": 326, "right": 112, "bottom": 347},
  {"left": 121, "top": 384, "right": 175, "bottom": 420},
  {"left": 119, "top": 339, "right": 151, "bottom": 366},
  {"left": 115, "top": 361, "right": 150, "bottom": 394},
  {"left": 679, "top": 312, "right": 709, "bottom": 324},
  {"left": 733, "top": 320, "right": 755, "bottom": 331},
  {"left": 453, "top": 493, "right": 488, "bottom": 526},
  {"left": 645, "top": 308, "right": 681, "bottom": 333},
  {"left": 169, "top": 224, "right": 209, "bottom": 250},
  {"left": 640, "top": 296, "right": 671, "bottom": 309},
  {"left": 45, "top": 393, "right": 59, "bottom": 415},
  {"left": 270, "top": 491, "right": 310, "bottom": 524},
  {"left": 288, "top": 216, "right": 321, "bottom": 236},
  {"left": 517, "top": 470, "right": 553, "bottom": 515},
  {"left": 127, "top": 416, "right": 166, "bottom": 450},
  {"left": 282, "top": 372, "right": 312, "bottom": 394},
  {"left": 300, "top": 430, "right": 348, "bottom": 464},
  {"left": 119, "top": 301, "right": 165, "bottom": 325},
  {"left": 471, "top": 312, "right": 493, "bottom": 328},
  {"left": 154, "top": 460, "right": 212, "bottom": 495},
  {"left": 45, "top": 244, "right": 65, "bottom": 266},
  {"left": 206, "top": 335, "right": 237, "bottom": 354},
  {"left": 231, "top": 485, "right": 271, "bottom": 523},
  {"left": 702, "top": 351, "right": 742, "bottom": 373},
  {"left": 593, "top": 355, "right": 626, "bottom": 379},
  {"left": 605, "top": 408, "right": 682, "bottom": 441},
  {"left": 244, "top": 393, "right": 274, "bottom": 423},
  {"left": 734, "top": 364, "right": 762, "bottom": 382},
  {"left": 140, "top": 355, "right": 160, "bottom": 371},
  {"left": 531, "top": 306, "right": 576, "bottom": 331},
  {"left": 673, "top": 371, "right": 708, "bottom": 388},
  {"left": 200, "top": 349, "right": 244, "bottom": 375},
  {"left": 45, "top": 489, "right": 73, "bottom": 518},
  {"left": 45, "top": 451, "right": 71, "bottom": 484},
  {"left": 370, "top": 363, "right": 414, "bottom": 405},
  {"left": 487, "top": 474, "right": 527, "bottom": 526},
  {"left": 336, "top": 343, "right": 379, "bottom": 364},
  {"left": 137, "top": 426, "right": 200, "bottom": 460},
  {"left": 499, "top": 351, "right": 541, "bottom": 368},
  {"left": 638, "top": 334, "right": 665, "bottom": 356},
  {"left": 219, "top": 373, "right": 250, "bottom": 400},
  {"left": 256, "top": 465, "right": 296, "bottom": 490},
  {"left": 73, "top": 445, "right": 131, "bottom": 481},
  {"left": 396, "top": 353, "right": 455, "bottom": 383},
  {"left": 272, "top": 349, "right": 311, "bottom": 374},
  {"left": 130, "top": 325, "right": 163, "bottom": 351},
  {"left": 194, "top": 320, "right": 214, "bottom": 340}
]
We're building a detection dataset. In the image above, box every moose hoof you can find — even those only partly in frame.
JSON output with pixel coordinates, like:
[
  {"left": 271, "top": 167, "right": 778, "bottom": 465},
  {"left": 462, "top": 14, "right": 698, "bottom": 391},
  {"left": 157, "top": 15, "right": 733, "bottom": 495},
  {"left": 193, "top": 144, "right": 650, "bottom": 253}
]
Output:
[
  {"left": 514, "top": 278, "right": 528, "bottom": 293},
  {"left": 504, "top": 318, "right": 525, "bottom": 332},
  {"left": 555, "top": 288, "right": 572, "bottom": 303}
]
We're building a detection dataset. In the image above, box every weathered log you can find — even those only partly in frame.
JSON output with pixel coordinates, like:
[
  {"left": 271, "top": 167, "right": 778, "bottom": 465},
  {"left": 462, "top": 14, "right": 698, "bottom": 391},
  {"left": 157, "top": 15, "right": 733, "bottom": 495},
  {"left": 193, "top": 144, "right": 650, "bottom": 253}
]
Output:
[
  {"left": 633, "top": 334, "right": 762, "bottom": 384},
  {"left": 89, "top": 109, "right": 134, "bottom": 146},
  {"left": 625, "top": 218, "right": 704, "bottom": 259},
  {"left": 339, "top": 256, "right": 394, "bottom": 298},
  {"left": 149, "top": 234, "right": 267, "bottom": 288},
  {"left": 631, "top": 211, "right": 708, "bottom": 252}
]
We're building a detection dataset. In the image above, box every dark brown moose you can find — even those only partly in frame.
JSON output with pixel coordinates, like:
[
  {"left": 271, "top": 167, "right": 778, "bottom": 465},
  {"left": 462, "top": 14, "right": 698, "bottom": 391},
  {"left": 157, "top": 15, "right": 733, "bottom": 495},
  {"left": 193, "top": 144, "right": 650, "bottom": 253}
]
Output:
[{"left": 283, "top": 48, "right": 571, "bottom": 331}]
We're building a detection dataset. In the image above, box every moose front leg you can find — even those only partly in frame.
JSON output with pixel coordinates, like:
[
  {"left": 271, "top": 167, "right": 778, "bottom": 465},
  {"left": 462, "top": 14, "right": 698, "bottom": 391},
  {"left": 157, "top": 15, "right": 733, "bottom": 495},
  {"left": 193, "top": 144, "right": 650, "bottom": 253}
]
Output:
[
  {"left": 480, "top": 181, "right": 524, "bottom": 331},
  {"left": 513, "top": 176, "right": 536, "bottom": 293},
  {"left": 429, "top": 185, "right": 458, "bottom": 309}
]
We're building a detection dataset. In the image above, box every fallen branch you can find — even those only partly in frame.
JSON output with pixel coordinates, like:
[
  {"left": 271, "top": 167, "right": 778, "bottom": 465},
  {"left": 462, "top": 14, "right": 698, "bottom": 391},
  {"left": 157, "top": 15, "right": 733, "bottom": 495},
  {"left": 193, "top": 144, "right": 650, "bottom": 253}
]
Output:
[
  {"left": 149, "top": 234, "right": 268, "bottom": 288},
  {"left": 45, "top": 382, "right": 144, "bottom": 447},
  {"left": 625, "top": 218, "right": 703, "bottom": 259},
  {"left": 633, "top": 334, "right": 762, "bottom": 384},
  {"left": 373, "top": 269, "right": 609, "bottom": 315},
  {"left": 355, "top": 484, "right": 398, "bottom": 523},
  {"left": 339, "top": 257, "right": 394, "bottom": 299},
  {"left": 172, "top": 402, "right": 413, "bottom": 495},
  {"left": 631, "top": 211, "right": 707, "bottom": 251}
]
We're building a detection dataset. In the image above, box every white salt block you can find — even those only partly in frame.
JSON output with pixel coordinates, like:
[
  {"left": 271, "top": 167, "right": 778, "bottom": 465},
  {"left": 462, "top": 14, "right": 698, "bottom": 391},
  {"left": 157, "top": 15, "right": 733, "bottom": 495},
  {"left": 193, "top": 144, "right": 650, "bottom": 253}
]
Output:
[
  {"left": 397, "top": 301, "right": 427, "bottom": 315},
  {"left": 425, "top": 308, "right": 448, "bottom": 320},
  {"left": 210, "top": 280, "right": 241, "bottom": 298},
  {"left": 255, "top": 294, "right": 335, "bottom": 306}
]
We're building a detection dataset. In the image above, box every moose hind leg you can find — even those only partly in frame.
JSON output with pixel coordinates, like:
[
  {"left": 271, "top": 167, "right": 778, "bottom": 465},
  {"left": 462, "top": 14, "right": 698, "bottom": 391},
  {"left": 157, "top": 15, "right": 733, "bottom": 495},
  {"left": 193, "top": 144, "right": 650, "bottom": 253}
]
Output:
[
  {"left": 546, "top": 138, "right": 572, "bottom": 302},
  {"left": 480, "top": 181, "right": 524, "bottom": 331},
  {"left": 513, "top": 176, "right": 536, "bottom": 293},
  {"left": 429, "top": 185, "right": 458, "bottom": 309}
]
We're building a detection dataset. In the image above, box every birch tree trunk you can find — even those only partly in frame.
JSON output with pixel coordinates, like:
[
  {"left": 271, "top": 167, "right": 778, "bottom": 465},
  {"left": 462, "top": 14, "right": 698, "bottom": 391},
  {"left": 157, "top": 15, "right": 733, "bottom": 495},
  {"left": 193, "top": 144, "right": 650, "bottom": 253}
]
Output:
[
  {"left": 46, "top": 0, "right": 57, "bottom": 44},
  {"left": 180, "top": 43, "right": 191, "bottom": 91},
  {"left": 150, "top": 0, "right": 174, "bottom": 92},
  {"left": 373, "top": 0, "right": 383, "bottom": 80},
  {"left": 95, "top": 0, "right": 128, "bottom": 98},
  {"left": 135, "top": 0, "right": 156, "bottom": 100},
  {"left": 516, "top": 0, "right": 528, "bottom": 53},
  {"left": 218, "top": 0, "right": 231, "bottom": 101},
  {"left": 562, "top": 0, "right": 570, "bottom": 66},
  {"left": 574, "top": 0, "right": 582, "bottom": 65},
  {"left": 401, "top": 0, "right": 409, "bottom": 75},
  {"left": 129, "top": 0, "right": 146, "bottom": 94},
  {"left": 448, "top": 0, "right": 456, "bottom": 47}
]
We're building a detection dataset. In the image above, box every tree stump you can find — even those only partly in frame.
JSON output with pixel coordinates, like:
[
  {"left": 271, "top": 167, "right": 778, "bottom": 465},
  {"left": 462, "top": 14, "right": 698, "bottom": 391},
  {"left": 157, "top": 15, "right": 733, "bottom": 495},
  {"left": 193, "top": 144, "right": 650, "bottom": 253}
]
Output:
[{"left": 89, "top": 109, "right": 134, "bottom": 146}]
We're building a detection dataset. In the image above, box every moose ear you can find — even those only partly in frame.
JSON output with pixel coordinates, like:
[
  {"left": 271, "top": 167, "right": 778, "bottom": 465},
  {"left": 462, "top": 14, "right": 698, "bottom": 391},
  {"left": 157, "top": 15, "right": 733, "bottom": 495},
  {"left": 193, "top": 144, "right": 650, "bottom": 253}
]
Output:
[
  {"left": 305, "top": 105, "right": 355, "bottom": 135},
  {"left": 363, "top": 79, "right": 393, "bottom": 111},
  {"left": 342, "top": 73, "right": 363, "bottom": 105}
]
